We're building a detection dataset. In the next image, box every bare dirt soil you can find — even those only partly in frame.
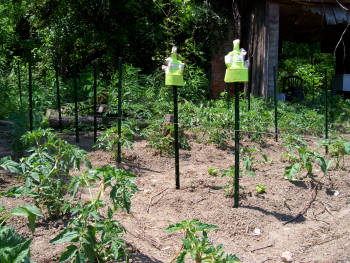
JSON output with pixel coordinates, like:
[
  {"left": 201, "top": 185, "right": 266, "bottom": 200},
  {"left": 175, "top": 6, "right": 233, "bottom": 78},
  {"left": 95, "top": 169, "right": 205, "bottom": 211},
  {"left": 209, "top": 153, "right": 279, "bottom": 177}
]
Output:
[{"left": 1, "top": 129, "right": 350, "bottom": 263}]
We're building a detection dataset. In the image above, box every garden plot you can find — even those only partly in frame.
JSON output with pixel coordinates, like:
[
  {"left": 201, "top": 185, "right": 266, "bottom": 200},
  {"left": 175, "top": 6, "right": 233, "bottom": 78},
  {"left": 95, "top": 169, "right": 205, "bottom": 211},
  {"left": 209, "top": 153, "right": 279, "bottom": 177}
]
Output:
[{"left": 1, "top": 130, "right": 350, "bottom": 263}]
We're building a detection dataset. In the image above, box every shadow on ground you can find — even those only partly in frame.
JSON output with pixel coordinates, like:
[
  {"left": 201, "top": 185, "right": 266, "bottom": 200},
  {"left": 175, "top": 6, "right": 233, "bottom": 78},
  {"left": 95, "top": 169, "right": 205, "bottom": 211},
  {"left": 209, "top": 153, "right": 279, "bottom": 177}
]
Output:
[
  {"left": 131, "top": 252, "right": 164, "bottom": 263},
  {"left": 242, "top": 205, "right": 305, "bottom": 223}
]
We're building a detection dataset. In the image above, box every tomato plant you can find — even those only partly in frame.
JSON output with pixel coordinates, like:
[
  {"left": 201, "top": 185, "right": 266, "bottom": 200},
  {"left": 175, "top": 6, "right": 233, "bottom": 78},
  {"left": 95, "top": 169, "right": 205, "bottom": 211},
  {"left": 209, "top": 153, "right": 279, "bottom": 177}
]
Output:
[
  {"left": 1, "top": 129, "right": 91, "bottom": 218},
  {"left": 165, "top": 219, "right": 240, "bottom": 263},
  {"left": 51, "top": 166, "right": 138, "bottom": 262}
]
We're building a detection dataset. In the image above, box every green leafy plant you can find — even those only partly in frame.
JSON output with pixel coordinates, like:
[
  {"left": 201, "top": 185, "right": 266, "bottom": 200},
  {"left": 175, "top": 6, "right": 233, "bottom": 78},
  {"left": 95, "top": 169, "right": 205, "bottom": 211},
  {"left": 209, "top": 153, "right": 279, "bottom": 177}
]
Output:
[
  {"left": 1, "top": 129, "right": 91, "bottom": 218},
  {"left": 145, "top": 123, "right": 175, "bottom": 156},
  {"left": 207, "top": 168, "right": 218, "bottom": 176},
  {"left": 142, "top": 121, "right": 189, "bottom": 156},
  {"left": 165, "top": 219, "right": 240, "bottom": 263},
  {"left": 319, "top": 137, "right": 350, "bottom": 169},
  {"left": 0, "top": 204, "right": 43, "bottom": 233},
  {"left": 240, "top": 146, "right": 268, "bottom": 178},
  {"left": 0, "top": 204, "right": 43, "bottom": 263},
  {"left": 256, "top": 184, "right": 266, "bottom": 194},
  {"left": 282, "top": 136, "right": 332, "bottom": 181},
  {"left": 0, "top": 226, "right": 33, "bottom": 263},
  {"left": 51, "top": 166, "right": 138, "bottom": 263},
  {"left": 220, "top": 166, "right": 245, "bottom": 197},
  {"left": 95, "top": 124, "right": 135, "bottom": 160}
]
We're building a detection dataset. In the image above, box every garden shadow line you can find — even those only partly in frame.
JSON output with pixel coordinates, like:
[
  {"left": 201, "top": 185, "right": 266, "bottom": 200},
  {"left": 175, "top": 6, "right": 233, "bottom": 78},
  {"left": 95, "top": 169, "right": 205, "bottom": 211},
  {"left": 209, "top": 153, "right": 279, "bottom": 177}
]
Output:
[
  {"left": 130, "top": 252, "right": 164, "bottom": 263},
  {"left": 241, "top": 205, "right": 305, "bottom": 223}
]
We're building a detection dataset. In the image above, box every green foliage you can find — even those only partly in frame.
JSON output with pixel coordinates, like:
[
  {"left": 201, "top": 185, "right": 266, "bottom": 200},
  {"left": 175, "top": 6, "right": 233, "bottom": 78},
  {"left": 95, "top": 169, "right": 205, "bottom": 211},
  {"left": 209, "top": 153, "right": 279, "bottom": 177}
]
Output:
[
  {"left": 0, "top": 203, "right": 43, "bottom": 263},
  {"left": 142, "top": 121, "right": 190, "bottom": 156},
  {"left": 143, "top": 123, "right": 176, "bottom": 156},
  {"left": 319, "top": 137, "right": 350, "bottom": 169},
  {"left": 240, "top": 146, "right": 268, "bottom": 178},
  {"left": 279, "top": 42, "right": 335, "bottom": 100},
  {"left": 207, "top": 168, "right": 218, "bottom": 176},
  {"left": 1, "top": 129, "right": 91, "bottom": 218},
  {"left": 165, "top": 219, "right": 240, "bottom": 263},
  {"left": 9, "top": 111, "right": 28, "bottom": 157},
  {"left": 256, "top": 184, "right": 266, "bottom": 194},
  {"left": 282, "top": 135, "right": 332, "bottom": 181},
  {"left": 0, "top": 204, "right": 43, "bottom": 234},
  {"left": 51, "top": 166, "right": 138, "bottom": 263},
  {"left": 95, "top": 124, "right": 135, "bottom": 160},
  {"left": 220, "top": 166, "right": 240, "bottom": 197},
  {"left": 0, "top": 226, "right": 33, "bottom": 263}
]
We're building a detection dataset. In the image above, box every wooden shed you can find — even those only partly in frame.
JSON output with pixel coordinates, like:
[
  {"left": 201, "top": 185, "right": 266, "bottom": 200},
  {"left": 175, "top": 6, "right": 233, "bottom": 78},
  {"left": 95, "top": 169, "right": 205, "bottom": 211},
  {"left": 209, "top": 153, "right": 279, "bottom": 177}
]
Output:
[{"left": 210, "top": 0, "right": 350, "bottom": 98}]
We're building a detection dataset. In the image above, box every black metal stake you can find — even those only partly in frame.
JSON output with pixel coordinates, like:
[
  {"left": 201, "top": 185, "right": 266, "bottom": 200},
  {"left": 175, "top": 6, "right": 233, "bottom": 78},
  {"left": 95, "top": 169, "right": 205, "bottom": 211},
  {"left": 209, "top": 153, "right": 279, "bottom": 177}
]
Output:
[
  {"left": 28, "top": 52, "right": 33, "bottom": 131},
  {"left": 93, "top": 64, "right": 97, "bottom": 143},
  {"left": 273, "top": 66, "right": 278, "bottom": 142},
  {"left": 226, "top": 84, "right": 230, "bottom": 109},
  {"left": 173, "top": 85, "right": 180, "bottom": 189},
  {"left": 312, "top": 79, "right": 315, "bottom": 104},
  {"left": 324, "top": 69, "right": 328, "bottom": 154},
  {"left": 234, "top": 83, "right": 241, "bottom": 208},
  {"left": 74, "top": 64, "right": 79, "bottom": 143},
  {"left": 117, "top": 57, "right": 122, "bottom": 164},
  {"left": 55, "top": 62, "right": 62, "bottom": 132},
  {"left": 17, "top": 61, "right": 23, "bottom": 108}
]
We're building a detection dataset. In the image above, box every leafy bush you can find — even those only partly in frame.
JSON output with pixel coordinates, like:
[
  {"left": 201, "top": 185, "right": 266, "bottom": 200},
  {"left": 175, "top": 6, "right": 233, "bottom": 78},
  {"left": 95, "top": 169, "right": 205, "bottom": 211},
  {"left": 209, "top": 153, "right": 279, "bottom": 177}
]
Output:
[{"left": 1, "top": 128, "right": 91, "bottom": 218}]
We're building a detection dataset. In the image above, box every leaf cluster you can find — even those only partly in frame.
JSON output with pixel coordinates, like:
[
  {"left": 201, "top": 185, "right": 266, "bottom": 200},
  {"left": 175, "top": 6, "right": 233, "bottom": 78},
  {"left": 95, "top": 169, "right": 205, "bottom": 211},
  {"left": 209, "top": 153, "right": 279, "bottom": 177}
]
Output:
[
  {"left": 282, "top": 135, "right": 331, "bottom": 181},
  {"left": 51, "top": 166, "right": 138, "bottom": 263},
  {"left": 1, "top": 128, "right": 91, "bottom": 218},
  {"left": 165, "top": 219, "right": 240, "bottom": 263}
]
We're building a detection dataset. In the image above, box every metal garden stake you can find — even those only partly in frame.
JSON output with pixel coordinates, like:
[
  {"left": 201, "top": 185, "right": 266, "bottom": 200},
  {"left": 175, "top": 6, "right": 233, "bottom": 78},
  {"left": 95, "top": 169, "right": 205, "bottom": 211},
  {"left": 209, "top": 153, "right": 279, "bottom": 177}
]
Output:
[
  {"left": 74, "top": 64, "right": 79, "bottom": 143},
  {"left": 163, "top": 47, "right": 185, "bottom": 189},
  {"left": 93, "top": 64, "right": 98, "bottom": 143},
  {"left": 224, "top": 39, "right": 249, "bottom": 208},
  {"left": 55, "top": 62, "right": 62, "bottom": 132},
  {"left": 28, "top": 51, "right": 33, "bottom": 131},
  {"left": 117, "top": 57, "right": 122, "bottom": 164}
]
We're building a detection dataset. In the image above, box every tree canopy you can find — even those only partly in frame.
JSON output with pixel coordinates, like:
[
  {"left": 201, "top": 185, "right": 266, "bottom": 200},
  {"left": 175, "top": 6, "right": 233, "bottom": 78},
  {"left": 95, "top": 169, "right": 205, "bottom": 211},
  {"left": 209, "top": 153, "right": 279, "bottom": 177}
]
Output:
[{"left": 0, "top": 0, "right": 228, "bottom": 77}]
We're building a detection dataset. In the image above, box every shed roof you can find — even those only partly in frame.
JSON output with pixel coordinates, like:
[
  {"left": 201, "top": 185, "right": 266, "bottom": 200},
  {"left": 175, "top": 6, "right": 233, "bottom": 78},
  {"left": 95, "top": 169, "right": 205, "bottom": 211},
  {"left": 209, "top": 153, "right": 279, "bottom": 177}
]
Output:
[{"left": 305, "top": 5, "right": 349, "bottom": 24}]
